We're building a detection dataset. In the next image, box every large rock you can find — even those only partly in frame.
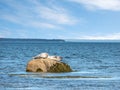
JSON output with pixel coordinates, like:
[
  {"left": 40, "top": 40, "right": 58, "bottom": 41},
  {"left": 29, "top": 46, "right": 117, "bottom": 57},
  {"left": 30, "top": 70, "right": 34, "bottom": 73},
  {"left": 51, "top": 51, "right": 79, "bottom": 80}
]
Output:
[{"left": 26, "top": 58, "right": 72, "bottom": 73}]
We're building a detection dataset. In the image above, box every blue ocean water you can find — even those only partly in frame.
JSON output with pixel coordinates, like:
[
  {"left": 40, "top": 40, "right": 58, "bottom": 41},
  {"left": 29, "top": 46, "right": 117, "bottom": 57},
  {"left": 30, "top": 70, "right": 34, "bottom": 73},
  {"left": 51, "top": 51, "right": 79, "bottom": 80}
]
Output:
[{"left": 0, "top": 40, "right": 120, "bottom": 90}]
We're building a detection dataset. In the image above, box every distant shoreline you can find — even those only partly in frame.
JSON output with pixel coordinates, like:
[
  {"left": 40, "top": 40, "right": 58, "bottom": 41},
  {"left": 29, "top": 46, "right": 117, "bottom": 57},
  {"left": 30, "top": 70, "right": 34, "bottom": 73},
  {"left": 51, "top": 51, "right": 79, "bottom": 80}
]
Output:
[
  {"left": 0, "top": 38, "right": 64, "bottom": 41},
  {"left": 0, "top": 38, "right": 65, "bottom": 43},
  {"left": 1, "top": 38, "right": 120, "bottom": 43}
]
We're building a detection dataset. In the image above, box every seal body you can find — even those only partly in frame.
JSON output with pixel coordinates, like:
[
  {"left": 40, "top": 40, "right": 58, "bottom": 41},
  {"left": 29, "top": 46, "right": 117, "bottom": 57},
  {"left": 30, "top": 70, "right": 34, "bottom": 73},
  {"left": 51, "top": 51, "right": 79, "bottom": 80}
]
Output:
[
  {"left": 33, "top": 53, "right": 62, "bottom": 61},
  {"left": 48, "top": 56, "right": 62, "bottom": 61},
  {"left": 33, "top": 53, "right": 48, "bottom": 59}
]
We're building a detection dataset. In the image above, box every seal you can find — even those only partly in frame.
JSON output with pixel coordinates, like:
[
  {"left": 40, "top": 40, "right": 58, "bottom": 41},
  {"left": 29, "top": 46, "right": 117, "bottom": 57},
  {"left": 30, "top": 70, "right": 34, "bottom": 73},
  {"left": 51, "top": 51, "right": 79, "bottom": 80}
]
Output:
[
  {"left": 33, "top": 53, "right": 48, "bottom": 59},
  {"left": 48, "top": 56, "right": 62, "bottom": 61}
]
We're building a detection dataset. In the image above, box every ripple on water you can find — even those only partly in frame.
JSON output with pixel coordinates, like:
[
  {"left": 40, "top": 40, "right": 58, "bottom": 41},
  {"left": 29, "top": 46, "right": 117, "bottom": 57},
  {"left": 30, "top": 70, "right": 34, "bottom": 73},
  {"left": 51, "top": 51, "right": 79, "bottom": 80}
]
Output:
[{"left": 8, "top": 71, "right": 115, "bottom": 81}]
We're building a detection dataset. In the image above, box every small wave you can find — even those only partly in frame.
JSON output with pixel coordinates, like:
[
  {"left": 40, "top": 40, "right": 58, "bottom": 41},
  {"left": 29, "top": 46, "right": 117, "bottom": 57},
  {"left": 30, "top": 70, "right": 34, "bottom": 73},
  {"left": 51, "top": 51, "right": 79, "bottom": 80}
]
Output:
[{"left": 71, "top": 70, "right": 99, "bottom": 74}]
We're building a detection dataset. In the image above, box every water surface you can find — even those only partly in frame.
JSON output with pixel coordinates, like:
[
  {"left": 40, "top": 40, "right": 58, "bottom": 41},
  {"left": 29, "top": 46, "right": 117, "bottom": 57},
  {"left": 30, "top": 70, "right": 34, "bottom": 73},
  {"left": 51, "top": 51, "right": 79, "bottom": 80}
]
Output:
[{"left": 0, "top": 40, "right": 120, "bottom": 90}]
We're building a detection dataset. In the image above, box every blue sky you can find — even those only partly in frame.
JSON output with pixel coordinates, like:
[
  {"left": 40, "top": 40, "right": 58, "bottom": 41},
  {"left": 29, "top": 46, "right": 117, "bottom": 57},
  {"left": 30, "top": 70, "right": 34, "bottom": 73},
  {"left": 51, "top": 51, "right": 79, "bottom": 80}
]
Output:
[{"left": 1, "top": 0, "right": 120, "bottom": 40}]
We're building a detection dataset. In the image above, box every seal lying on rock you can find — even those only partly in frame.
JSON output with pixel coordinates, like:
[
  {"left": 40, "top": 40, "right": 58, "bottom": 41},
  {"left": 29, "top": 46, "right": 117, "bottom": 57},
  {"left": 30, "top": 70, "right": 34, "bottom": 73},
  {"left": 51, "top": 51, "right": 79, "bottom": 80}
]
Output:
[
  {"left": 26, "top": 53, "right": 72, "bottom": 73},
  {"left": 33, "top": 53, "right": 48, "bottom": 59},
  {"left": 33, "top": 53, "right": 62, "bottom": 61}
]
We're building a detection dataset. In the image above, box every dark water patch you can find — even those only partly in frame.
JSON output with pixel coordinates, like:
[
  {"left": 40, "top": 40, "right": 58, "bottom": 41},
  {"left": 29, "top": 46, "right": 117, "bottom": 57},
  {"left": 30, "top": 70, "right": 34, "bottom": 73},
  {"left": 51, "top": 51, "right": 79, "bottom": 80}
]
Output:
[
  {"left": 64, "top": 56, "right": 71, "bottom": 59},
  {"left": 94, "top": 65, "right": 110, "bottom": 69},
  {"left": 41, "top": 76, "right": 111, "bottom": 79},
  {"left": 72, "top": 53, "right": 77, "bottom": 56}
]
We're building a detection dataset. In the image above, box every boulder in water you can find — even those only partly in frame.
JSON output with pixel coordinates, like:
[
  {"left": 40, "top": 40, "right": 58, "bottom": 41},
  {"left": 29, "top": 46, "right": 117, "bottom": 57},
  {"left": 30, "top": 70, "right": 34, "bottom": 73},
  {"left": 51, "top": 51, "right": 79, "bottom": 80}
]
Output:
[{"left": 26, "top": 58, "right": 72, "bottom": 73}]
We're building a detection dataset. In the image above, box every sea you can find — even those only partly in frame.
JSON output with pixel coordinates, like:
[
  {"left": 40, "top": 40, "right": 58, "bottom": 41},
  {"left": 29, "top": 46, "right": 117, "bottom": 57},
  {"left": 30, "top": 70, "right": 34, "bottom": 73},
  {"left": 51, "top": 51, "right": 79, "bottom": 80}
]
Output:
[{"left": 0, "top": 39, "right": 120, "bottom": 90}]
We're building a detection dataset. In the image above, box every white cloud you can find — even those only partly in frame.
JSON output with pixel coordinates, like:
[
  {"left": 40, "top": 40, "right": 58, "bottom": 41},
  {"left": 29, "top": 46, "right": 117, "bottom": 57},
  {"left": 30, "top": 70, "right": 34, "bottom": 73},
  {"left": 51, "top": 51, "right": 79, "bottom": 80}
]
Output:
[
  {"left": 79, "top": 33, "right": 120, "bottom": 40},
  {"left": 30, "top": 0, "right": 78, "bottom": 25},
  {"left": 29, "top": 21, "right": 57, "bottom": 29},
  {"left": 38, "top": 6, "right": 77, "bottom": 25},
  {"left": 1, "top": 14, "right": 57, "bottom": 29},
  {"left": 70, "top": 0, "right": 120, "bottom": 11},
  {"left": 0, "top": 0, "right": 78, "bottom": 29}
]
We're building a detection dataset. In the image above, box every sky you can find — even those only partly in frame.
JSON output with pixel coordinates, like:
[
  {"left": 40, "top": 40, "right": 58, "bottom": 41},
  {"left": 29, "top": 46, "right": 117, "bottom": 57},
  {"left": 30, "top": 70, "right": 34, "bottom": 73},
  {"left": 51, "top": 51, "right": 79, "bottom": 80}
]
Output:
[{"left": 1, "top": 0, "right": 120, "bottom": 40}]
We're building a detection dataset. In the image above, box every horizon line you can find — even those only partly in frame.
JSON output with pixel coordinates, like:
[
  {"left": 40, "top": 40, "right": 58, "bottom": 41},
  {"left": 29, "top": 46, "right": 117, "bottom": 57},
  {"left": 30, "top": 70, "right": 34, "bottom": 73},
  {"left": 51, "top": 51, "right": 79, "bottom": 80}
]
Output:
[{"left": 1, "top": 38, "right": 120, "bottom": 41}]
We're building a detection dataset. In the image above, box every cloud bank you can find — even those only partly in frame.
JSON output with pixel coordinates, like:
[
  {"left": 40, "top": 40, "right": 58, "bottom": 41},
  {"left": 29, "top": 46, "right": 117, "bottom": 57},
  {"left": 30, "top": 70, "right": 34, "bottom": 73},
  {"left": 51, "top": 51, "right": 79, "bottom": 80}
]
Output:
[
  {"left": 80, "top": 33, "right": 120, "bottom": 40},
  {"left": 70, "top": 0, "right": 120, "bottom": 11}
]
